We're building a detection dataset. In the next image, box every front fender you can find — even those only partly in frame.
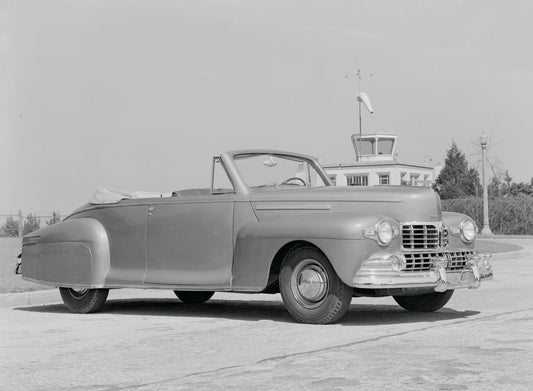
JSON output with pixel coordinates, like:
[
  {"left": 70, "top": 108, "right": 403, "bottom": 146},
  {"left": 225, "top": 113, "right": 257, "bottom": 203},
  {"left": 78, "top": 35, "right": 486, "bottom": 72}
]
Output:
[
  {"left": 238, "top": 212, "right": 397, "bottom": 240},
  {"left": 231, "top": 213, "right": 398, "bottom": 289},
  {"left": 442, "top": 212, "right": 476, "bottom": 250},
  {"left": 21, "top": 218, "right": 110, "bottom": 288}
]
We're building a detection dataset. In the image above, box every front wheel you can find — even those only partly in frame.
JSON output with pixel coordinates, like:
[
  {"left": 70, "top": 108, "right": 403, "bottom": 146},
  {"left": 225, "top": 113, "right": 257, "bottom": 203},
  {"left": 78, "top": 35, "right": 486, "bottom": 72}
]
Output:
[
  {"left": 174, "top": 291, "right": 214, "bottom": 304},
  {"left": 279, "top": 247, "right": 352, "bottom": 324},
  {"left": 393, "top": 290, "right": 454, "bottom": 312},
  {"left": 59, "top": 287, "right": 109, "bottom": 313}
]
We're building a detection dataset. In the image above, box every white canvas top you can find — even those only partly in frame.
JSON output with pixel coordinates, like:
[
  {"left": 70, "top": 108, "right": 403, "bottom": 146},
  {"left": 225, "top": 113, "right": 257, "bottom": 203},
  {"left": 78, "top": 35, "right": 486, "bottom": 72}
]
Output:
[{"left": 89, "top": 187, "right": 172, "bottom": 204}]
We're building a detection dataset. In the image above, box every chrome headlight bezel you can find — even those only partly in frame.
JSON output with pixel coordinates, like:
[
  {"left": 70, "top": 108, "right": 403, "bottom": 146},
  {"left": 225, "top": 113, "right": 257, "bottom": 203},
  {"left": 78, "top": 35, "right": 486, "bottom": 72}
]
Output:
[
  {"left": 363, "top": 220, "right": 399, "bottom": 247},
  {"left": 376, "top": 221, "right": 393, "bottom": 246},
  {"left": 460, "top": 218, "right": 476, "bottom": 243}
]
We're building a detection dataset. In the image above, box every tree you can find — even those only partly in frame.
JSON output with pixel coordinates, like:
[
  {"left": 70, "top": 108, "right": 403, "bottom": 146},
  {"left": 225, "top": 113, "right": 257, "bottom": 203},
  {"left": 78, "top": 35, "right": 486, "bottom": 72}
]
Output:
[
  {"left": 23, "top": 214, "right": 41, "bottom": 235},
  {"left": 46, "top": 212, "right": 61, "bottom": 226},
  {"left": 488, "top": 170, "right": 533, "bottom": 198},
  {"left": 503, "top": 170, "right": 512, "bottom": 187},
  {"left": 467, "top": 167, "right": 481, "bottom": 197},
  {"left": 508, "top": 182, "right": 533, "bottom": 196},
  {"left": 434, "top": 141, "right": 480, "bottom": 199},
  {"left": 488, "top": 176, "right": 502, "bottom": 198},
  {"left": 1, "top": 216, "right": 19, "bottom": 237}
]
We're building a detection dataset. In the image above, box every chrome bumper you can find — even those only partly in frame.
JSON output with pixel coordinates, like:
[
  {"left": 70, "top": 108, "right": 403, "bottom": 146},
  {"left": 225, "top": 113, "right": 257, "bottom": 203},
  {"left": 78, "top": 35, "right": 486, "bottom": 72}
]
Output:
[{"left": 353, "top": 252, "right": 493, "bottom": 292}]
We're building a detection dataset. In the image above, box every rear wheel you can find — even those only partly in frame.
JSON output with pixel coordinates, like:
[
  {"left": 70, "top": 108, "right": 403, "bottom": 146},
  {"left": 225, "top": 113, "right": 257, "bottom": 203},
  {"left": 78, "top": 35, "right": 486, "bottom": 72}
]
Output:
[
  {"left": 174, "top": 291, "right": 214, "bottom": 304},
  {"left": 59, "top": 287, "right": 109, "bottom": 313},
  {"left": 279, "top": 247, "right": 352, "bottom": 324},
  {"left": 393, "top": 290, "right": 454, "bottom": 312}
]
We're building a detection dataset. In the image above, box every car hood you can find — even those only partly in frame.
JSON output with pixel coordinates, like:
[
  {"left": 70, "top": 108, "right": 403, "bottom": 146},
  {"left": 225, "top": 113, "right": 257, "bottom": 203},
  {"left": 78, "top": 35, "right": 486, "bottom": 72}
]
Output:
[{"left": 249, "top": 186, "right": 442, "bottom": 222}]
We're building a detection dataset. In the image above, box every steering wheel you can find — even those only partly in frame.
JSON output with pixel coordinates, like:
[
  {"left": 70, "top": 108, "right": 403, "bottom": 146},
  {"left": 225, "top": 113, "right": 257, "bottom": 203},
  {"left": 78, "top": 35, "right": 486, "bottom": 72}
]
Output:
[{"left": 281, "top": 177, "right": 308, "bottom": 186}]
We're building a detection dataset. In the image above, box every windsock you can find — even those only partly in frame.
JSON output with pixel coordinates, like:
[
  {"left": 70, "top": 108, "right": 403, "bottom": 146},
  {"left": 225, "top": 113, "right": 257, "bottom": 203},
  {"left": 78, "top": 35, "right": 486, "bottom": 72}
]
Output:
[{"left": 356, "top": 92, "right": 374, "bottom": 113}]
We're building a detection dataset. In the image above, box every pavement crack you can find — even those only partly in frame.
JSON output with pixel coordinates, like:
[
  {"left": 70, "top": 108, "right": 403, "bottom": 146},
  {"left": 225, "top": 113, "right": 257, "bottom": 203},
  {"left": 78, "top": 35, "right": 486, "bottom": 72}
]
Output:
[
  {"left": 252, "top": 306, "right": 533, "bottom": 365},
  {"left": 101, "top": 306, "right": 533, "bottom": 390}
]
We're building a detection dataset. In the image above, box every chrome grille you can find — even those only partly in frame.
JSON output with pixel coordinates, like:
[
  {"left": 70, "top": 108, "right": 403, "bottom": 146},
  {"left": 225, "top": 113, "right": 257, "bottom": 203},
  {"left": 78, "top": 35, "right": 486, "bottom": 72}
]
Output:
[
  {"left": 404, "top": 252, "right": 444, "bottom": 272},
  {"left": 402, "top": 224, "right": 440, "bottom": 250},
  {"left": 403, "top": 250, "right": 474, "bottom": 272},
  {"left": 448, "top": 251, "right": 470, "bottom": 270}
]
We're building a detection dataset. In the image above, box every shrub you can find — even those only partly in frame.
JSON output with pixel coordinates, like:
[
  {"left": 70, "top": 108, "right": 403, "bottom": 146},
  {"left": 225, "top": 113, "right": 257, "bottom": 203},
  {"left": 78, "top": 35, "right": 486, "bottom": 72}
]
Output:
[{"left": 441, "top": 195, "right": 533, "bottom": 235}]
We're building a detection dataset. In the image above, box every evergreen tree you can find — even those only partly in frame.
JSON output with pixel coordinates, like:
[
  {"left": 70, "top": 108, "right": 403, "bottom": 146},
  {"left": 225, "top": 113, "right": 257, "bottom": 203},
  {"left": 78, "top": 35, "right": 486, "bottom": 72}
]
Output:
[
  {"left": 488, "top": 176, "right": 502, "bottom": 198},
  {"left": 1, "top": 216, "right": 19, "bottom": 237},
  {"left": 46, "top": 212, "right": 61, "bottom": 226},
  {"left": 434, "top": 141, "right": 480, "bottom": 199},
  {"left": 23, "top": 214, "right": 41, "bottom": 235}
]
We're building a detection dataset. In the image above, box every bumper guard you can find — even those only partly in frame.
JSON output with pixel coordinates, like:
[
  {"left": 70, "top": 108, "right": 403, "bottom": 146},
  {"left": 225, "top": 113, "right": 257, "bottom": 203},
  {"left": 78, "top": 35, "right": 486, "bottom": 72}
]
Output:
[{"left": 353, "top": 252, "right": 493, "bottom": 292}]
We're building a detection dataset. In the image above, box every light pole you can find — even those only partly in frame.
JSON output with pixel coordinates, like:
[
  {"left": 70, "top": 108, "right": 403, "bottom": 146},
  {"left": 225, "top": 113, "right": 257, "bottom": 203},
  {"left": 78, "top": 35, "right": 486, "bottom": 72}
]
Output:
[{"left": 480, "top": 135, "right": 493, "bottom": 235}]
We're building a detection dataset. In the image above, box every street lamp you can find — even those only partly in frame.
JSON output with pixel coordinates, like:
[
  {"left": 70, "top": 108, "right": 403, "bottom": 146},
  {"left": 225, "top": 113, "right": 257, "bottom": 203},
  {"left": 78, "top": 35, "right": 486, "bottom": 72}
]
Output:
[{"left": 480, "top": 135, "right": 493, "bottom": 235}]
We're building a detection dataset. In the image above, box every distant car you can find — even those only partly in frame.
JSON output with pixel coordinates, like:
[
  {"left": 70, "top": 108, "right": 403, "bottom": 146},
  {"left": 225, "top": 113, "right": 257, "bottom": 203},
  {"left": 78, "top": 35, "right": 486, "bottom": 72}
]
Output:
[{"left": 18, "top": 150, "right": 492, "bottom": 323}]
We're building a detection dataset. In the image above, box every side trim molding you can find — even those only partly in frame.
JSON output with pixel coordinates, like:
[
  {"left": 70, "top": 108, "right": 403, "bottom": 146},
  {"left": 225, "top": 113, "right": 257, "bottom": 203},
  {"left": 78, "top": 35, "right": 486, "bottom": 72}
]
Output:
[{"left": 255, "top": 203, "right": 332, "bottom": 211}]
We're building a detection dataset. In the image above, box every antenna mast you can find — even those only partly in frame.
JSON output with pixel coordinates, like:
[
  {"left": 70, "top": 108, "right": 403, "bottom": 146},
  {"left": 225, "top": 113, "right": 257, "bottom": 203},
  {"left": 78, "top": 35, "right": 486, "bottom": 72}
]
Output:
[{"left": 352, "top": 69, "right": 374, "bottom": 161}]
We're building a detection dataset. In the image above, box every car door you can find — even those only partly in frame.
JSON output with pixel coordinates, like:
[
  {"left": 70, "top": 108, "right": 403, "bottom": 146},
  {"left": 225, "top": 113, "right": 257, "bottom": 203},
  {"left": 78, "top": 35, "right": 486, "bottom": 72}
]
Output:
[{"left": 144, "top": 194, "right": 235, "bottom": 287}]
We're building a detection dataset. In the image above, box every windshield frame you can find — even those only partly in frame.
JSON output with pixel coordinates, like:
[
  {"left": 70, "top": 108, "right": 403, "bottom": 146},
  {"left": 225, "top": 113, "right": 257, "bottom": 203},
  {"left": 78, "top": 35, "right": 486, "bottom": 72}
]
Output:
[{"left": 219, "top": 150, "right": 332, "bottom": 195}]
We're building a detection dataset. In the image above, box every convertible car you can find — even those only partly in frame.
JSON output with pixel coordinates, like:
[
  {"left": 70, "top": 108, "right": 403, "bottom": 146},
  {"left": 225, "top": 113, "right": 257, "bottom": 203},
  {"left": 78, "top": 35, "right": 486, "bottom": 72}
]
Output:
[{"left": 18, "top": 150, "right": 492, "bottom": 324}]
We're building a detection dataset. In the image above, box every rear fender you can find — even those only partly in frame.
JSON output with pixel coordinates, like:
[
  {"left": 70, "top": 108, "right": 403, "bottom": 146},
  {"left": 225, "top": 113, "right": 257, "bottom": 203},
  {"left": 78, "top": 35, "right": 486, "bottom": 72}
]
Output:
[{"left": 21, "top": 218, "right": 110, "bottom": 288}]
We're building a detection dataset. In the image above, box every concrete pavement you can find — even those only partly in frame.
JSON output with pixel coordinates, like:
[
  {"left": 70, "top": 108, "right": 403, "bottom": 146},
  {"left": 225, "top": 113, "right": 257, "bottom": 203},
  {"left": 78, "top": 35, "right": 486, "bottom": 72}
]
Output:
[{"left": 1, "top": 239, "right": 532, "bottom": 390}]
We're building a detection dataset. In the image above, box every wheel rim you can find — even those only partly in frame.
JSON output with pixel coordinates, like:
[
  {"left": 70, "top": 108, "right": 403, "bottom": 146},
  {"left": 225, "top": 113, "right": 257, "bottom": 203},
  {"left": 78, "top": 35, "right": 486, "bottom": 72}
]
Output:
[
  {"left": 68, "top": 288, "right": 88, "bottom": 300},
  {"left": 290, "top": 259, "right": 329, "bottom": 309}
]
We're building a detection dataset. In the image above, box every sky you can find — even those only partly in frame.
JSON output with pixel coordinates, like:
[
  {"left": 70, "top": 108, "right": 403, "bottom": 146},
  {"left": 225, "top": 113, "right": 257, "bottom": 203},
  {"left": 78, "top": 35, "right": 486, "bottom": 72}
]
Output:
[{"left": 2, "top": 0, "right": 533, "bottom": 216}]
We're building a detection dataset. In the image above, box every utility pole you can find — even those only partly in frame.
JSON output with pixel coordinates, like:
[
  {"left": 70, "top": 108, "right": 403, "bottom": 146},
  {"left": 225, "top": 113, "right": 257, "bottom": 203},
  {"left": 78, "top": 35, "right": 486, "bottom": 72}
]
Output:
[
  {"left": 18, "top": 210, "right": 23, "bottom": 239},
  {"left": 480, "top": 135, "right": 493, "bottom": 235}
]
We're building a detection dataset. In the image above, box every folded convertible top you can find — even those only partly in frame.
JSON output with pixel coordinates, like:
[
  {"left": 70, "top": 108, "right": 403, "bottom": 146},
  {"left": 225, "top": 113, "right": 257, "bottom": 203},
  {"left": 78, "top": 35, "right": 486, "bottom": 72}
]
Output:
[{"left": 89, "top": 187, "right": 171, "bottom": 204}]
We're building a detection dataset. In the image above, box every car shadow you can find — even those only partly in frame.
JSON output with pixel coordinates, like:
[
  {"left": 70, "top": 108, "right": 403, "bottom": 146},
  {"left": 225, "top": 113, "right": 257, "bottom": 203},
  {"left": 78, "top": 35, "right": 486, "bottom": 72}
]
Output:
[{"left": 15, "top": 298, "right": 480, "bottom": 325}]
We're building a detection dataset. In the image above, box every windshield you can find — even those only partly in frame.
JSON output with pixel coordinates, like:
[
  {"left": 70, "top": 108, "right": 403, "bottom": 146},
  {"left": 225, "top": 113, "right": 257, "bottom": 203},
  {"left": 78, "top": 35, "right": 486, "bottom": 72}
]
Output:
[{"left": 233, "top": 154, "right": 328, "bottom": 189}]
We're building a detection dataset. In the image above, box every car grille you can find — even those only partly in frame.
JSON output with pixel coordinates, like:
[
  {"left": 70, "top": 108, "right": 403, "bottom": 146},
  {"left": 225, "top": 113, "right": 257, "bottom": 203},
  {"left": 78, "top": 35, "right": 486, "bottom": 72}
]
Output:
[
  {"left": 401, "top": 223, "right": 440, "bottom": 250},
  {"left": 403, "top": 250, "right": 473, "bottom": 272},
  {"left": 448, "top": 251, "right": 471, "bottom": 270}
]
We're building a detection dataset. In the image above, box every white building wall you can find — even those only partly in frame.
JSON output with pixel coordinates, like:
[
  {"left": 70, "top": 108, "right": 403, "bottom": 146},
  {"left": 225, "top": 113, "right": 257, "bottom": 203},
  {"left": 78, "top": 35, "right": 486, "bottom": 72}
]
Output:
[
  {"left": 323, "top": 133, "right": 442, "bottom": 188},
  {"left": 325, "top": 165, "right": 438, "bottom": 187}
]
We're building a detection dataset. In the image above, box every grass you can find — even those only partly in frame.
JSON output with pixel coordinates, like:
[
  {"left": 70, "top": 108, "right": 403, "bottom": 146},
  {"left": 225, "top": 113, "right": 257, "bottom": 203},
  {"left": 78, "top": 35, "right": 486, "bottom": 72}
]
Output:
[
  {"left": 0, "top": 238, "right": 52, "bottom": 294},
  {"left": 0, "top": 237, "right": 524, "bottom": 294}
]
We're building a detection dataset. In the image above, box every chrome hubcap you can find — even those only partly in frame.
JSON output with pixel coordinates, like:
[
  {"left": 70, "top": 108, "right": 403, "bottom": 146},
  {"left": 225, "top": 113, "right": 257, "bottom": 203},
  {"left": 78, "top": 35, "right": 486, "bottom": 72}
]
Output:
[
  {"left": 69, "top": 288, "right": 88, "bottom": 299},
  {"left": 291, "top": 259, "right": 329, "bottom": 308}
]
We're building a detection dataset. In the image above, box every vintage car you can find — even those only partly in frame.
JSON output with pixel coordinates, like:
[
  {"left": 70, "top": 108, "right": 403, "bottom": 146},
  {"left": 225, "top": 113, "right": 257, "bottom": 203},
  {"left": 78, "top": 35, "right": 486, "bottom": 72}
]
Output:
[{"left": 18, "top": 150, "right": 492, "bottom": 324}]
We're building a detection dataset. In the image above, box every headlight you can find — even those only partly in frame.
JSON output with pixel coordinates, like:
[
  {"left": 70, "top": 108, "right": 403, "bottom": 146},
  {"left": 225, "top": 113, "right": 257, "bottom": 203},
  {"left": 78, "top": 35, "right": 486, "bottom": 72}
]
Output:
[
  {"left": 376, "top": 221, "right": 393, "bottom": 246},
  {"left": 362, "top": 220, "right": 398, "bottom": 246},
  {"left": 461, "top": 219, "right": 476, "bottom": 242}
]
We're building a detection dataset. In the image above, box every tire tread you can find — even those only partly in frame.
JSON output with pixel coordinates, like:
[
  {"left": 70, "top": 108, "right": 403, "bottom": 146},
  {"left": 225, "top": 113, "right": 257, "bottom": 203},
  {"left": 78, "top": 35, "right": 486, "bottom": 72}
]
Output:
[
  {"left": 59, "top": 288, "right": 109, "bottom": 314},
  {"left": 393, "top": 290, "right": 454, "bottom": 312},
  {"left": 280, "top": 246, "right": 352, "bottom": 324}
]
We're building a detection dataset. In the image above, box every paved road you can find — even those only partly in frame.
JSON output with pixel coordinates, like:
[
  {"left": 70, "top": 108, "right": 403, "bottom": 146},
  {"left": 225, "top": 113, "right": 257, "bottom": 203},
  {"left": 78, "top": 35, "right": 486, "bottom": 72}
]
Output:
[{"left": 1, "top": 239, "right": 532, "bottom": 390}]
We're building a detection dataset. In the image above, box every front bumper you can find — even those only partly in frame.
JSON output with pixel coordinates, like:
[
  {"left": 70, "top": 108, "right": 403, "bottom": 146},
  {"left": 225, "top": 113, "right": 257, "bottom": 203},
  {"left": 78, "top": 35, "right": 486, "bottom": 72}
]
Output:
[{"left": 353, "top": 251, "right": 493, "bottom": 292}]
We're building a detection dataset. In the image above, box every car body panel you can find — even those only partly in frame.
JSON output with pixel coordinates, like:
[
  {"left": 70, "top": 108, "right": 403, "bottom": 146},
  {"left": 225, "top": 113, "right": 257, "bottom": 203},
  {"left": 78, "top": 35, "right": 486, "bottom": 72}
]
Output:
[
  {"left": 144, "top": 195, "right": 235, "bottom": 286},
  {"left": 74, "top": 203, "right": 147, "bottom": 286},
  {"left": 19, "top": 149, "right": 487, "bottom": 295},
  {"left": 21, "top": 218, "right": 109, "bottom": 287}
]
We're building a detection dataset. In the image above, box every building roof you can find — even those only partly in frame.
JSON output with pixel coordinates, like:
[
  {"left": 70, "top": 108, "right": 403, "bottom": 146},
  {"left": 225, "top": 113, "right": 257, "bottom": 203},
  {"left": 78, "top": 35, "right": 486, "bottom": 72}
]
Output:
[
  {"left": 353, "top": 133, "right": 398, "bottom": 139},
  {"left": 323, "top": 161, "right": 435, "bottom": 170}
]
